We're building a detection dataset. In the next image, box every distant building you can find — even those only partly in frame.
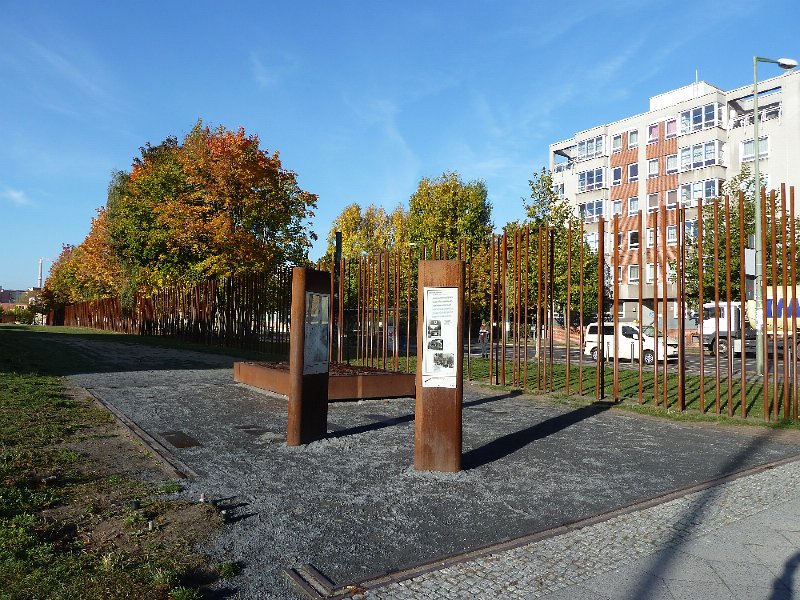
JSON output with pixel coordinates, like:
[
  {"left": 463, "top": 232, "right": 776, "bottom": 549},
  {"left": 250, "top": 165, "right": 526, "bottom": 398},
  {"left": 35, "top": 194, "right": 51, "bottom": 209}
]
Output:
[{"left": 548, "top": 70, "right": 800, "bottom": 324}]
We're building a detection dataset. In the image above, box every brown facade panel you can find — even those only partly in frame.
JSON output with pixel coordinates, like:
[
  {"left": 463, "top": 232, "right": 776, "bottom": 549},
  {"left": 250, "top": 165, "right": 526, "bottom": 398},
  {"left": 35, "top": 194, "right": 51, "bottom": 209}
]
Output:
[{"left": 646, "top": 174, "right": 679, "bottom": 194}]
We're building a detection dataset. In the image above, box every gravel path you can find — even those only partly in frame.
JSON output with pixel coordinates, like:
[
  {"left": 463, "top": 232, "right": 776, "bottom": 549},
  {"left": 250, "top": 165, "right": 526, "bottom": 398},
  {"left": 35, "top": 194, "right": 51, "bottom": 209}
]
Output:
[{"left": 63, "top": 338, "right": 800, "bottom": 599}]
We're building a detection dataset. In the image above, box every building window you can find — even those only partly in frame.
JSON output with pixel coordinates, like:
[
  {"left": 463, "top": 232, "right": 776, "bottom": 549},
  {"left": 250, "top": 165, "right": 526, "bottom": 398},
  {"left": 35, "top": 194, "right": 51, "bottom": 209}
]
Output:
[
  {"left": 578, "top": 168, "right": 605, "bottom": 192},
  {"left": 612, "top": 166, "right": 622, "bottom": 186},
  {"left": 577, "top": 135, "right": 605, "bottom": 160},
  {"left": 665, "top": 118, "right": 677, "bottom": 138},
  {"left": 618, "top": 266, "right": 623, "bottom": 282},
  {"left": 666, "top": 189, "right": 678, "bottom": 209},
  {"left": 584, "top": 232, "right": 599, "bottom": 252},
  {"left": 628, "top": 163, "right": 638, "bottom": 182},
  {"left": 679, "top": 103, "right": 722, "bottom": 134},
  {"left": 628, "top": 129, "right": 639, "bottom": 147},
  {"left": 648, "top": 158, "right": 659, "bottom": 178},
  {"left": 617, "top": 232, "right": 623, "bottom": 248},
  {"left": 680, "top": 179, "right": 721, "bottom": 207},
  {"left": 646, "top": 263, "right": 655, "bottom": 283},
  {"left": 667, "top": 225, "right": 678, "bottom": 244},
  {"left": 648, "top": 193, "right": 659, "bottom": 212},
  {"left": 579, "top": 200, "right": 604, "bottom": 223},
  {"left": 679, "top": 141, "right": 723, "bottom": 171},
  {"left": 685, "top": 219, "right": 698, "bottom": 241},
  {"left": 666, "top": 154, "right": 678, "bottom": 174},
  {"left": 613, "top": 200, "right": 623, "bottom": 216},
  {"left": 628, "top": 196, "right": 639, "bottom": 213},
  {"left": 628, "top": 264, "right": 640, "bottom": 282},
  {"left": 742, "top": 136, "right": 769, "bottom": 161},
  {"left": 646, "top": 228, "right": 655, "bottom": 247},
  {"left": 612, "top": 134, "right": 622, "bottom": 152},
  {"left": 648, "top": 123, "right": 659, "bottom": 143},
  {"left": 552, "top": 183, "right": 565, "bottom": 199},
  {"left": 628, "top": 230, "right": 639, "bottom": 249}
]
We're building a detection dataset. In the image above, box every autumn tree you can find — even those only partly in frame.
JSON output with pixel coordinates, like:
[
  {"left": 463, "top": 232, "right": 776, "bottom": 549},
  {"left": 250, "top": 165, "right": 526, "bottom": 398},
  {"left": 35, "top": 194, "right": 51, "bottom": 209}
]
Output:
[{"left": 104, "top": 122, "right": 317, "bottom": 295}]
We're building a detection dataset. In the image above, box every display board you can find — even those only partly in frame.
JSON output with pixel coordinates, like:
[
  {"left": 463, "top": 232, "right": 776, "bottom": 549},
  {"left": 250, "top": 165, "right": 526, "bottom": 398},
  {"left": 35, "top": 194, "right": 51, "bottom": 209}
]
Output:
[
  {"left": 422, "top": 286, "right": 459, "bottom": 388},
  {"left": 303, "top": 292, "right": 330, "bottom": 375}
]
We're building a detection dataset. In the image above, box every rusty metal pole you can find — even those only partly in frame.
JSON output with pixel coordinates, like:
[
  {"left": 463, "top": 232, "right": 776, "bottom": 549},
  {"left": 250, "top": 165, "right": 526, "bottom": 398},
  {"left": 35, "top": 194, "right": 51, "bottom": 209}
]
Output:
[
  {"left": 579, "top": 219, "right": 585, "bottom": 396},
  {"left": 698, "top": 199, "right": 705, "bottom": 412},
  {"left": 415, "top": 260, "right": 465, "bottom": 472},
  {"left": 677, "top": 206, "right": 686, "bottom": 412},
  {"left": 781, "top": 185, "right": 790, "bottom": 420},
  {"left": 597, "top": 216, "right": 605, "bottom": 401},
  {"left": 652, "top": 210, "right": 659, "bottom": 407},
  {"left": 761, "top": 188, "right": 770, "bottom": 421},
  {"left": 613, "top": 214, "right": 619, "bottom": 401},
  {"left": 566, "top": 222, "right": 571, "bottom": 396},
  {"left": 287, "top": 267, "right": 331, "bottom": 446},
  {"left": 791, "top": 186, "right": 798, "bottom": 421},
  {"left": 739, "top": 192, "right": 747, "bottom": 417},
  {"left": 501, "top": 231, "right": 508, "bottom": 386},
  {"left": 661, "top": 196, "right": 668, "bottom": 410},
  {"left": 725, "top": 196, "right": 733, "bottom": 416},
  {"left": 638, "top": 210, "right": 644, "bottom": 404},
  {"left": 537, "top": 227, "right": 543, "bottom": 389},
  {"left": 489, "top": 235, "right": 495, "bottom": 384},
  {"left": 770, "top": 190, "right": 779, "bottom": 420},
  {"left": 548, "top": 226, "right": 555, "bottom": 392},
  {"left": 522, "top": 227, "right": 531, "bottom": 391},
  {"left": 713, "top": 199, "right": 721, "bottom": 414}
]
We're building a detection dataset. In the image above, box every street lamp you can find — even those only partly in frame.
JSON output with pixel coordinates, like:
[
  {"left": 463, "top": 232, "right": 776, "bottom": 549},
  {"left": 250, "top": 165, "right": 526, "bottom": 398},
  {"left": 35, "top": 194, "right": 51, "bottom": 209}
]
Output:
[{"left": 753, "top": 55, "right": 797, "bottom": 375}]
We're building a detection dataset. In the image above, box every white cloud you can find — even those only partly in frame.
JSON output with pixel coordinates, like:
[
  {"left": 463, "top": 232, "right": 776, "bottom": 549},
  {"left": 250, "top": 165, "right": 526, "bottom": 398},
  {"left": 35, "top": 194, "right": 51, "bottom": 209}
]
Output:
[
  {"left": 250, "top": 51, "right": 299, "bottom": 88},
  {"left": 1, "top": 188, "right": 31, "bottom": 206}
]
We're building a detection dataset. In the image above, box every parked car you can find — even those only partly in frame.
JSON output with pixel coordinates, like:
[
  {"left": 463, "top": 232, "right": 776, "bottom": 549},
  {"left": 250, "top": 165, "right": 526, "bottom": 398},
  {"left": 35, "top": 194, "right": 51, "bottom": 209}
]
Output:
[{"left": 583, "top": 322, "right": 678, "bottom": 365}]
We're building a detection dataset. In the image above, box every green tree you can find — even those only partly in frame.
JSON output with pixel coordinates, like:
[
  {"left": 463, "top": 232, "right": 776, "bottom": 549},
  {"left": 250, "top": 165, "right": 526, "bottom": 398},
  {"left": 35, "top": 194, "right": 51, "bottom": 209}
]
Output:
[
  {"left": 676, "top": 165, "right": 798, "bottom": 309},
  {"left": 523, "top": 168, "right": 603, "bottom": 318},
  {"left": 407, "top": 171, "right": 492, "bottom": 253}
]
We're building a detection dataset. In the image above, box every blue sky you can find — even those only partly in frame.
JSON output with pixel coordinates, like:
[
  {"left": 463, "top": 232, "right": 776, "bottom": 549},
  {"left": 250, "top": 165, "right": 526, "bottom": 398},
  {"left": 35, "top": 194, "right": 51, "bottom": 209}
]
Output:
[{"left": 1, "top": 0, "right": 798, "bottom": 290}]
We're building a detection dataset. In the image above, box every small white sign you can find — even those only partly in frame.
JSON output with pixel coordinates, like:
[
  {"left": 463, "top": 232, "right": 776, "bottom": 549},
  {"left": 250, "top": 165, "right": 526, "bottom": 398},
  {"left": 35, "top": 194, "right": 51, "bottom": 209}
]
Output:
[
  {"left": 303, "top": 292, "right": 330, "bottom": 375},
  {"left": 422, "top": 287, "right": 458, "bottom": 388}
]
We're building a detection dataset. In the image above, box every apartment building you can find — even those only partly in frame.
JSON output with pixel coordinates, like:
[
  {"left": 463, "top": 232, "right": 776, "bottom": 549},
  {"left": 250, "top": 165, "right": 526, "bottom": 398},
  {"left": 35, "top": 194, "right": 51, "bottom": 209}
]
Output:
[{"left": 549, "top": 70, "right": 800, "bottom": 325}]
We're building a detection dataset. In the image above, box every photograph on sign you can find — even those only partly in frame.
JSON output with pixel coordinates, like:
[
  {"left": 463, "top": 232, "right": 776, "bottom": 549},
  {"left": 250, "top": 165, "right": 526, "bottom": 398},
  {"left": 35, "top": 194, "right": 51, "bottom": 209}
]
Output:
[
  {"left": 422, "top": 287, "right": 458, "bottom": 388},
  {"left": 303, "top": 292, "right": 330, "bottom": 375}
]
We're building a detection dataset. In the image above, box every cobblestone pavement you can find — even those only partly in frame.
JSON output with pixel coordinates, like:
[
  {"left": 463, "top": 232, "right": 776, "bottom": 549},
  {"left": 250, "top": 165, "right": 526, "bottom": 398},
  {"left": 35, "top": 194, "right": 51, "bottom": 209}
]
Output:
[{"left": 358, "top": 457, "right": 800, "bottom": 599}]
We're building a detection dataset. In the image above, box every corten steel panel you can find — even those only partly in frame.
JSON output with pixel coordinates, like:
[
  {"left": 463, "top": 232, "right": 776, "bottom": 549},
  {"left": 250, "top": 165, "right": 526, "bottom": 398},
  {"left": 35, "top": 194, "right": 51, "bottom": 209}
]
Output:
[
  {"left": 288, "top": 267, "right": 331, "bottom": 446},
  {"left": 234, "top": 362, "right": 415, "bottom": 400},
  {"left": 234, "top": 362, "right": 292, "bottom": 395},
  {"left": 415, "top": 260, "right": 465, "bottom": 472},
  {"left": 328, "top": 372, "right": 415, "bottom": 400}
]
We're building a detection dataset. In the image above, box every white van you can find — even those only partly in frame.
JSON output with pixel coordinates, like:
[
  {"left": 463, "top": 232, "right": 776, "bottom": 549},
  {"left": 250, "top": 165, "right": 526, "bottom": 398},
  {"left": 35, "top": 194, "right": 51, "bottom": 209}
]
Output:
[{"left": 583, "top": 322, "right": 678, "bottom": 365}]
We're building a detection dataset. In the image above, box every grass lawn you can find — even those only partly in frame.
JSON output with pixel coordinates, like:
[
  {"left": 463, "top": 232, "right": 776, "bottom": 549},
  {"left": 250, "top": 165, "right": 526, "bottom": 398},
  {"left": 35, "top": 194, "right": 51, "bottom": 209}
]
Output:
[
  {"left": 0, "top": 325, "right": 240, "bottom": 599},
  {"left": 351, "top": 352, "right": 800, "bottom": 428}
]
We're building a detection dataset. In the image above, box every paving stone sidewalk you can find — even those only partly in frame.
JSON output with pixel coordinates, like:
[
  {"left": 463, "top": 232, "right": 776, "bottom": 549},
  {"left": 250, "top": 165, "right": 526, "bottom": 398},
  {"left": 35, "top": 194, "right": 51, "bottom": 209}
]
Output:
[{"left": 361, "top": 457, "right": 800, "bottom": 599}]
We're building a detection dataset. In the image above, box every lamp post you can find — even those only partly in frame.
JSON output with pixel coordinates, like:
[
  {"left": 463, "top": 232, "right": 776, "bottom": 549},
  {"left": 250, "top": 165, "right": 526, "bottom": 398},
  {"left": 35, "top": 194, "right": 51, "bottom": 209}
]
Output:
[{"left": 753, "top": 55, "right": 797, "bottom": 375}]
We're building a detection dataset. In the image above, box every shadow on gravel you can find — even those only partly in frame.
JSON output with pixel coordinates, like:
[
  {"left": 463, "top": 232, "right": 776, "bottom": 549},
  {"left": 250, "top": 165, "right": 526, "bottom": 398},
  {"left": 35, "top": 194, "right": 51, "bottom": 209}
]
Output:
[
  {"left": 462, "top": 402, "right": 612, "bottom": 470},
  {"left": 329, "top": 390, "right": 525, "bottom": 439}
]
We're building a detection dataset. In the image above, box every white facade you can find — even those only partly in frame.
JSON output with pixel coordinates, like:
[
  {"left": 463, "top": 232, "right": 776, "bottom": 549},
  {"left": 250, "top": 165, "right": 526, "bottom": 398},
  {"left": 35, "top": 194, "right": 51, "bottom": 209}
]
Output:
[{"left": 548, "top": 70, "right": 800, "bottom": 325}]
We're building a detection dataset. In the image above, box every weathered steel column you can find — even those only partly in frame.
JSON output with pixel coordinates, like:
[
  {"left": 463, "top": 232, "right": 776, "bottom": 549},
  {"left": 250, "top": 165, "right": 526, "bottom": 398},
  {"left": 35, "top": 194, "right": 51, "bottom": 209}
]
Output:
[
  {"left": 415, "top": 260, "right": 465, "bottom": 472},
  {"left": 287, "top": 267, "right": 331, "bottom": 446}
]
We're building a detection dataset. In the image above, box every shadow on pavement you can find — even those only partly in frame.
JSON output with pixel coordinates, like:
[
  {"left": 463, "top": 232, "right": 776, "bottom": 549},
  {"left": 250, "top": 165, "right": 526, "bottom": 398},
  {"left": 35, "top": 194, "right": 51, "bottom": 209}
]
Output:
[
  {"left": 462, "top": 402, "right": 612, "bottom": 470},
  {"left": 629, "top": 429, "right": 790, "bottom": 598},
  {"left": 770, "top": 550, "right": 800, "bottom": 599}
]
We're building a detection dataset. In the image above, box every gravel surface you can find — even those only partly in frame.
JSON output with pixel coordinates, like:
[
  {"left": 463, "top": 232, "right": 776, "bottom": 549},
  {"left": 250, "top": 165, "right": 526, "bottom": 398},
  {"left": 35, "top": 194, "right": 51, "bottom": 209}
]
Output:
[{"left": 62, "top": 337, "right": 800, "bottom": 599}]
